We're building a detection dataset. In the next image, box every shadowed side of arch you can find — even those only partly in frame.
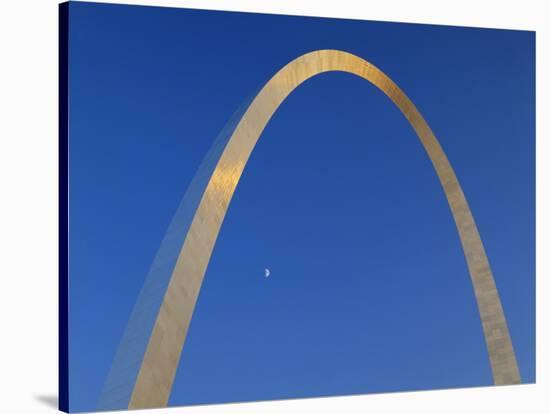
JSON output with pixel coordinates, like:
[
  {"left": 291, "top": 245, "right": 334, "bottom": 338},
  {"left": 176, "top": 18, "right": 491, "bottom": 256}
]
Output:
[{"left": 128, "top": 49, "right": 520, "bottom": 408}]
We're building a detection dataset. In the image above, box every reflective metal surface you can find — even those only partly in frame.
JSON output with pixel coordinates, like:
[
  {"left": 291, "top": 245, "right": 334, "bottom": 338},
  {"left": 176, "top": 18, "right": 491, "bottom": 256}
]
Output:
[{"left": 125, "top": 50, "right": 520, "bottom": 409}]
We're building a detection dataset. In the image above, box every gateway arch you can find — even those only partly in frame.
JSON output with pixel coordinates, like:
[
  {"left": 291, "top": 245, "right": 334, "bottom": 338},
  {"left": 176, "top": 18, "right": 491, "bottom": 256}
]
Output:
[{"left": 99, "top": 50, "right": 521, "bottom": 410}]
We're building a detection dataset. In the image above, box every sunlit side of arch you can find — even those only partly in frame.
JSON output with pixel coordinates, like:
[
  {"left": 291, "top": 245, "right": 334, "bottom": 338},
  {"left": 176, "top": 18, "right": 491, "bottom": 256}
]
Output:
[{"left": 104, "top": 50, "right": 520, "bottom": 409}]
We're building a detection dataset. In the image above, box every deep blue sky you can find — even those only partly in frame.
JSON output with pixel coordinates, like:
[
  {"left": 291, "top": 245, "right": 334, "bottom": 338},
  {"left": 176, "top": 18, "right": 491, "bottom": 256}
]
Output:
[{"left": 67, "top": 2, "right": 535, "bottom": 411}]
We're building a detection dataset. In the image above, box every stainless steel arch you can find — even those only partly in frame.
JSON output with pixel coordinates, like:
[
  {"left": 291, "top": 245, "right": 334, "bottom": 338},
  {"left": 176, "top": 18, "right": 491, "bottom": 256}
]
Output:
[{"left": 127, "top": 49, "right": 520, "bottom": 408}]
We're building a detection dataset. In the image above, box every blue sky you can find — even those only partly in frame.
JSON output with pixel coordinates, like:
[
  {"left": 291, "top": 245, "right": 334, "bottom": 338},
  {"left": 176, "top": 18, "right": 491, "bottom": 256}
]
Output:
[{"left": 67, "top": 2, "right": 535, "bottom": 411}]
